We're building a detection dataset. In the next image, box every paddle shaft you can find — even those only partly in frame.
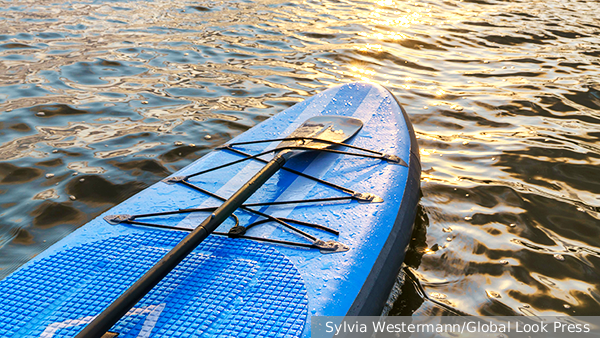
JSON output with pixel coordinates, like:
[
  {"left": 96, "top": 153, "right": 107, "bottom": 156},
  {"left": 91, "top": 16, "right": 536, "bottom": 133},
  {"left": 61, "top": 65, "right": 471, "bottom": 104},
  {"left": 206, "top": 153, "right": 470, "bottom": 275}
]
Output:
[{"left": 75, "top": 152, "right": 288, "bottom": 338}]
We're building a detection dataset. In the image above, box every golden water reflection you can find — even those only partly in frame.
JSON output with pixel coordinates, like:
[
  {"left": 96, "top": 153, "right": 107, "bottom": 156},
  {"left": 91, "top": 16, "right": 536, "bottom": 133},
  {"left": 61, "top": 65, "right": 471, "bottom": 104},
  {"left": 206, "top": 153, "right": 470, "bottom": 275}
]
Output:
[{"left": 0, "top": 0, "right": 599, "bottom": 317}]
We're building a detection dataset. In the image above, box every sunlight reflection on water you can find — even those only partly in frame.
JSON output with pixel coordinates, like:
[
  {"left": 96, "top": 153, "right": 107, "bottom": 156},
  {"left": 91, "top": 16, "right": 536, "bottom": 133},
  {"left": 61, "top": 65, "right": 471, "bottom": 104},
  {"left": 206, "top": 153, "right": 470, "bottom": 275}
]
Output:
[{"left": 1, "top": 0, "right": 600, "bottom": 317}]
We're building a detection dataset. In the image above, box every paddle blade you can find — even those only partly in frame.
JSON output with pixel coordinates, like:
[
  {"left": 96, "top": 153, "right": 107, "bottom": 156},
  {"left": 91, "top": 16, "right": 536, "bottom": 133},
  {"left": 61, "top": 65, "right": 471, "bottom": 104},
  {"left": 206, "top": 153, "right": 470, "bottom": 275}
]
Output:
[{"left": 276, "top": 116, "right": 363, "bottom": 151}]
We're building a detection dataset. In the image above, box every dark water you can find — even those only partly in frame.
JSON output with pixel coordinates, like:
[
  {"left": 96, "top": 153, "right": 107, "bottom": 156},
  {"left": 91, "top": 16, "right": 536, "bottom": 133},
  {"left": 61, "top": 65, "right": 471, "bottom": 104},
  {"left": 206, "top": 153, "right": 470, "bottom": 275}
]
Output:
[{"left": 1, "top": 0, "right": 599, "bottom": 317}]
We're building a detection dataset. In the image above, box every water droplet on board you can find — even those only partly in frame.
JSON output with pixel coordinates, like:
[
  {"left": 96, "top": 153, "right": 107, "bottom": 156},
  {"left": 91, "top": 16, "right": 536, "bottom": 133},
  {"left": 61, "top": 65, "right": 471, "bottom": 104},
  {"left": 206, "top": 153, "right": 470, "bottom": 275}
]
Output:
[
  {"left": 509, "top": 223, "right": 516, "bottom": 227},
  {"left": 499, "top": 260, "right": 509, "bottom": 265},
  {"left": 442, "top": 227, "right": 452, "bottom": 233},
  {"left": 204, "top": 135, "right": 212, "bottom": 140},
  {"left": 45, "top": 173, "right": 55, "bottom": 179},
  {"left": 69, "top": 195, "right": 76, "bottom": 200},
  {"left": 553, "top": 254, "right": 565, "bottom": 261},
  {"left": 464, "top": 216, "right": 472, "bottom": 221},
  {"left": 564, "top": 304, "right": 571, "bottom": 309}
]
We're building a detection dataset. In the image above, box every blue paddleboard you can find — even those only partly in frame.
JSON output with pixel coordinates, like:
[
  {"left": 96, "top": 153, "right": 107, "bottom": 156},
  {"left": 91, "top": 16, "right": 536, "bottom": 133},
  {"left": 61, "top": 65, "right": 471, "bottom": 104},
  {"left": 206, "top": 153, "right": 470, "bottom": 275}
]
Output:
[{"left": 0, "top": 82, "right": 420, "bottom": 337}]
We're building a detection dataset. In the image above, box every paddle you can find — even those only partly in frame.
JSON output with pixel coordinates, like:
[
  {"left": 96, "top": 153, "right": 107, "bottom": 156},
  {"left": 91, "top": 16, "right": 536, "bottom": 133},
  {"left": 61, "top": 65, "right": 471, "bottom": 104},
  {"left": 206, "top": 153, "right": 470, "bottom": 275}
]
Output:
[{"left": 75, "top": 115, "right": 363, "bottom": 338}]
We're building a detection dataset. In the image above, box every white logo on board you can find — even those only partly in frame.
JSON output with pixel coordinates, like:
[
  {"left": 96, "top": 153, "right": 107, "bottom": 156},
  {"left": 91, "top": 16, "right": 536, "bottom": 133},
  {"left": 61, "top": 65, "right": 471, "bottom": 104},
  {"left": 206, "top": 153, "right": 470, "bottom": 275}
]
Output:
[{"left": 40, "top": 303, "right": 166, "bottom": 338}]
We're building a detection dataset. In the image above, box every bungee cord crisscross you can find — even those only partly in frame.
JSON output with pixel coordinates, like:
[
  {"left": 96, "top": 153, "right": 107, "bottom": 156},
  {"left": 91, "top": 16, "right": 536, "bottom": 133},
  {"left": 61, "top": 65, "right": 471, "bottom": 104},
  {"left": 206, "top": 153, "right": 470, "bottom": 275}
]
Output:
[{"left": 104, "top": 137, "right": 406, "bottom": 254}]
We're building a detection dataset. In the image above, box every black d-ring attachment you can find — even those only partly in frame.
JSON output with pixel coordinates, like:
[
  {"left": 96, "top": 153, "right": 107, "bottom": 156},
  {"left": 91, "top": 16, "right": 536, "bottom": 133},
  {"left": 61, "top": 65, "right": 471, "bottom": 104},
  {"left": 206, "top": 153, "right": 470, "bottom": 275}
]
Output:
[
  {"left": 228, "top": 225, "right": 247, "bottom": 238},
  {"left": 162, "top": 176, "right": 186, "bottom": 185},
  {"left": 104, "top": 214, "right": 133, "bottom": 225},
  {"left": 382, "top": 154, "right": 407, "bottom": 166},
  {"left": 313, "top": 240, "right": 350, "bottom": 254},
  {"left": 353, "top": 192, "right": 384, "bottom": 203}
]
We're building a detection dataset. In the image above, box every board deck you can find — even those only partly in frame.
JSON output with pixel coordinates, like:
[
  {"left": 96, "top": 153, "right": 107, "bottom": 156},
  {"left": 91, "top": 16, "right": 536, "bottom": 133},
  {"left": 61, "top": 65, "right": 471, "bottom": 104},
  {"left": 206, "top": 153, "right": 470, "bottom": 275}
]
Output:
[{"left": 0, "top": 82, "right": 421, "bottom": 338}]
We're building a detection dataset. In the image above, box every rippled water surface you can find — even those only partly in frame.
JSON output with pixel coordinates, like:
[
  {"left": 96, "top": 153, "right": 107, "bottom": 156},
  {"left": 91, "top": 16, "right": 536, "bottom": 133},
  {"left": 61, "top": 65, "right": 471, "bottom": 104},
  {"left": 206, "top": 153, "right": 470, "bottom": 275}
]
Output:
[{"left": 1, "top": 0, "right": 600, "bottom": 316}]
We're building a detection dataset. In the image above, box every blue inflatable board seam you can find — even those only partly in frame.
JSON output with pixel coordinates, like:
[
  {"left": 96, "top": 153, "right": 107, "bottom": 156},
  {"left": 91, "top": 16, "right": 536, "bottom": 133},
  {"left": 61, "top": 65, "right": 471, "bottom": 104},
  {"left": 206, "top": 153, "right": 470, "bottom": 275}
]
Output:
[{"left": 0, "top": 82, "right": 421, "bottom": 338}]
